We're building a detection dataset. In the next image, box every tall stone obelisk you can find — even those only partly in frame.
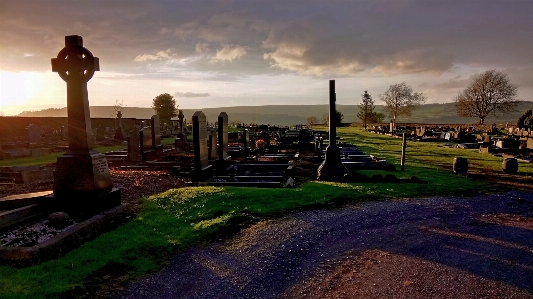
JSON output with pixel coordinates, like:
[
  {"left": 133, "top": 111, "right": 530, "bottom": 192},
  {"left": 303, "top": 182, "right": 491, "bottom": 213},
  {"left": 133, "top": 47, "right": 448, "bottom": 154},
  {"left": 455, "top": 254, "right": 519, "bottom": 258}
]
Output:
[{"left": 317, "top": 80, "right": 349, "bottom": 181}]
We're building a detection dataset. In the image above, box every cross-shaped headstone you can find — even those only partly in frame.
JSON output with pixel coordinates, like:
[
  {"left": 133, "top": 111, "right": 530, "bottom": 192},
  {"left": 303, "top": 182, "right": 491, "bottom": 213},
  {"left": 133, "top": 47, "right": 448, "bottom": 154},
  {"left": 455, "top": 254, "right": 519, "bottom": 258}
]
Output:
[
  {"left": 50, "top": 35, "right": 114, "bottom": 197},
  {"left": 51, "top": 35, "right": 99, "bottom": 152},
  {"left": 117, "top": 110, "right": 123, "bottom": 128},
  {"left": 178, "top": 110, "right": 184, "bottom": 134}
]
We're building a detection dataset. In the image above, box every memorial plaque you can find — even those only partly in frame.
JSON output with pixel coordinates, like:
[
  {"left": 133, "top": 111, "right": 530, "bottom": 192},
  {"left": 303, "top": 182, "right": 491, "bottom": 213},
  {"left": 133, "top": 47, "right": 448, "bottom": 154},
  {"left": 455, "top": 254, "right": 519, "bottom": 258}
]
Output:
[{"left": 218, "top": 112, "right": 229, "bottom": 161}]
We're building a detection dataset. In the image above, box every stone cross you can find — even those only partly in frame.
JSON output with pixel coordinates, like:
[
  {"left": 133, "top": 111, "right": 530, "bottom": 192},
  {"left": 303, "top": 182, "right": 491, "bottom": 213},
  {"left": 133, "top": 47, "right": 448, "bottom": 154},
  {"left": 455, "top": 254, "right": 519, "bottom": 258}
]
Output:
[
  {"left": 117, "top": 110, "right": 123, "bottom": 128},
  {"left": 178, "top": 110, "right": 184, "bottom": 134},
  {"left": 317, "top": 80, "right": 348, "bottom": 181},
  {"left": 52, "top": 35, "right": 99, "bottom": 152},
  {"left": 51, "top": 35, "right": 114, "bottom": 198}
]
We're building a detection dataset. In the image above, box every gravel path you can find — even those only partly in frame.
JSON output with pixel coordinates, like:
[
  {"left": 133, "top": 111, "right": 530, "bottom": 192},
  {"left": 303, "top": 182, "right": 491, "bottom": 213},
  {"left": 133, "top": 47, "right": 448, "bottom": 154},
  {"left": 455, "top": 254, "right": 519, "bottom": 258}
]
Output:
[{"left": 117, "top": 191, "right": 533, "bottom": 299}]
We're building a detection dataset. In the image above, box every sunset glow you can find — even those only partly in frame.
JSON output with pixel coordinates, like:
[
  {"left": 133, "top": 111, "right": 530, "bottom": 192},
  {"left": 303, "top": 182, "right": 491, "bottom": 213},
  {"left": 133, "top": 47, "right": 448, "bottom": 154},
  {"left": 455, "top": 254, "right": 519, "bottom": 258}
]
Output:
[{"left": 1, "top": 1, "right": 532, "bottom": 116}]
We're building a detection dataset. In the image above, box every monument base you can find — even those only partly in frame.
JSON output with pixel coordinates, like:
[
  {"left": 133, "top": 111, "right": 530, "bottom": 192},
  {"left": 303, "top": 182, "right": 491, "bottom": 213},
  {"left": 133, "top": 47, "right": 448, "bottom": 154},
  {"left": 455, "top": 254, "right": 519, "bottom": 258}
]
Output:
[
  {"left": 317, "top": 145, "right": 349, "bottom": 181},
  {"left": 54, "top": 150, "right": 113, "bottom": 192},
  {"left": 50, "top": 187, "right": 122, "bottom": 214}
]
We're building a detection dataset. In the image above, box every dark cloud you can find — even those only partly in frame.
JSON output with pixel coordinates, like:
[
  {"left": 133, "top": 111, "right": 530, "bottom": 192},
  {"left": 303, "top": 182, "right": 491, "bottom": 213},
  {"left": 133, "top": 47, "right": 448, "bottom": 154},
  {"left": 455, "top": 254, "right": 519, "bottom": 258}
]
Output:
[
  {"left": 174, "top": 92, "right": 211, "bottom": 98},
  {"left": 1, "top": 0, "right": 532, "bottom": 84}
]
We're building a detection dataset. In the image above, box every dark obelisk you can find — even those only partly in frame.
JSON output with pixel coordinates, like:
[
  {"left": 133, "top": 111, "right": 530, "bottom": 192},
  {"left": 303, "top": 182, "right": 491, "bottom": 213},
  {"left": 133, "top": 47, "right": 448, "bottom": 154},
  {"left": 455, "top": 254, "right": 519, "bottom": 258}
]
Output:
[
  {"left": 51, "top": 35, "right": 119, "bottom": 210},
  {"left": 317, "top": 80, "right": 349, "bottom": 181}
]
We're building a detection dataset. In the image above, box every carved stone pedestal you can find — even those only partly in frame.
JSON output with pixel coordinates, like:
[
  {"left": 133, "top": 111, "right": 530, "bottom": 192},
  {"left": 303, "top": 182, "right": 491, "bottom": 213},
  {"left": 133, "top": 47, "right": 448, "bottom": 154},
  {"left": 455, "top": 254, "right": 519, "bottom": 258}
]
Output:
[
  {"left": 53, "top": 150, "right": 120, "bottom": 212},
  {"left": 317, "top": 145, "right": 349, "bottom": 181}
]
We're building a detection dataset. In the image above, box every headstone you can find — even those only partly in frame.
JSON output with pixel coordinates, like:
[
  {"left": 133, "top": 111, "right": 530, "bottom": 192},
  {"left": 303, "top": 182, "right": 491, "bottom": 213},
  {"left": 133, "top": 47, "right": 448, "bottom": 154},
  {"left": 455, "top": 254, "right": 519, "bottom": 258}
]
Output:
[
  {"left": 243, "top": 129, "right": 250, "bottom": 156},
  {"left": 128, "top": 126, "right": 142, "bottom": 162},
  {"left": 317, "top": 80, "right": 349, "bottom": 181},
  {"left": 140, "top": 127, "right": 152, "bottom": 153},
  {"left": 151, "top": 115, "right": 162, "bottom": 153},
  {"left": 208, "top": 133, "right": 218, "bottom": 160},
  {"left": 27, "top": 124, "right": 41, "bottom": 144},
  {"left": 192, "top": 111, "right": 212, "bottom": 181},
  {"left": 218, "top": 112, "right": 229, "bottom": 161},
  {"left": 527, "top": 138, "right": 533, "bottom": 150},
  {"left": 175, "top": 138, "right": 187, "bottom": 151},
  {"left": 51, "top": 35, "right": 118, "bottom": 208},
  {"left": 59, "top": 126, "right": 67, "bottom": 140}
]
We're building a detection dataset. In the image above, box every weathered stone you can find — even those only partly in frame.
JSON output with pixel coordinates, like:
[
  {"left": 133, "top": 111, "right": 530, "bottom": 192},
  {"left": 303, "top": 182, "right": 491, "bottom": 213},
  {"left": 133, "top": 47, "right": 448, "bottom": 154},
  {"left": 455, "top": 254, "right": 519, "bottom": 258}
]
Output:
[
  {"left": 192, "top": 111, "right": 212, "bottom": 181},
  {"left": 47, "top": 212, "right": 71, "bottom": 229},
  {"left": 218, "top": 112, "right": 229, "bottom": 161}
]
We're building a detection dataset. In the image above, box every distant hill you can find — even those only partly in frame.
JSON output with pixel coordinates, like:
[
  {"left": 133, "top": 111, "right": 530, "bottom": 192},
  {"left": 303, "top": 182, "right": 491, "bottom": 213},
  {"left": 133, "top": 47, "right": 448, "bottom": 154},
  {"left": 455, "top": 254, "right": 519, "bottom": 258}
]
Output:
[{"left": 17, "top": 101, "right": 533, "bottom": 126}]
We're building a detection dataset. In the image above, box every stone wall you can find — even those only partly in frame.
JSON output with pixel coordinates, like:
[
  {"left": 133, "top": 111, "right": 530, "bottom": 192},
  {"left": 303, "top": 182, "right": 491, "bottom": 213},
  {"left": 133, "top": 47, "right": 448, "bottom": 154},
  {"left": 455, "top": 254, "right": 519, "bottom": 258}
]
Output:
[{"left": 0, "top": 117, "right": 148, "bottom": 141}]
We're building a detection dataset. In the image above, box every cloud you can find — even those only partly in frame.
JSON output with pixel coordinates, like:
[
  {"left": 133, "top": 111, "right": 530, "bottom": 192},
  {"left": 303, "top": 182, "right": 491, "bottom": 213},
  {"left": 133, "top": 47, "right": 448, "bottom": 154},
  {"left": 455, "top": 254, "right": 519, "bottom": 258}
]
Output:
[
  {"left": 195, "top": 43, "right": 209, "bottom": 54},
  {"left": 210, "top": 44, "right": 247, "bottom": 63},
  {"left": 174, "top": 92, "right": 211, "bottom": 98},
  {"left": 134, "top": 49, "right": 175, "bottom": 62}
]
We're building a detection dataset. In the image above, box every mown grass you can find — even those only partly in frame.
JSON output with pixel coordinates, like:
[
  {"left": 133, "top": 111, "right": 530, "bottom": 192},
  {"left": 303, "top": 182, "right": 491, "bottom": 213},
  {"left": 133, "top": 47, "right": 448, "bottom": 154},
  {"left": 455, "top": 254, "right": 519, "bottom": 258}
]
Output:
[
  {"left": 1, "top": 127, "right": 528, "bottom": 298},
  {"left": 0, "top": 137, "right": 175, "bottom": 167}
]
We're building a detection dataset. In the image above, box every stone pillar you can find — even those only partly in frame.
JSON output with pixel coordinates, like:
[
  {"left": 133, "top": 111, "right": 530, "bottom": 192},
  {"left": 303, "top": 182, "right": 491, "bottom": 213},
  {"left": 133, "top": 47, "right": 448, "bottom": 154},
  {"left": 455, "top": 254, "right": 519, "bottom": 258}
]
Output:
[
  {"left": 218, "top": 112, "right": 229, "bottom": 162},
  {"left": 317, "top": 80, "right": 349, "bottom": 181}
]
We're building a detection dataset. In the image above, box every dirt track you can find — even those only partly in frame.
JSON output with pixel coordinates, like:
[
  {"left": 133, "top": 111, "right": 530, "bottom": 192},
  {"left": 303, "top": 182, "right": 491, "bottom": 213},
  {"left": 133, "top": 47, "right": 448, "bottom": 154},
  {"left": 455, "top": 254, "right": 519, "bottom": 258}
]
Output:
[{"left": 116, "top": 190, "right": 533, "bottom": 299}]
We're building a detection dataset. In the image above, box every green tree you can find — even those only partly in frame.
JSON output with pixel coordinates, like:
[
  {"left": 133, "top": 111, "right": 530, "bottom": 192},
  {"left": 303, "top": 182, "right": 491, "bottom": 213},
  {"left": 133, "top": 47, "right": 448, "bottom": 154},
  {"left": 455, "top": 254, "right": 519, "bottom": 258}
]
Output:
[
  {"left": 380, "top": 82, "right": 426, "bottom": 130},
  {"left": 335, "top": 110, "right": 344, "bottom": 126},
  {"left": 357, "top": 90, "right": 376, "bottom": 130},
  {"left": 454, "top": 70, "right": 519, "bottom": 125},
  {"left": 152, "top": 93, "right": 178, "bottom": 124},
  {"left": 369, "top": 112, "right": 385, "bottom": 124}
]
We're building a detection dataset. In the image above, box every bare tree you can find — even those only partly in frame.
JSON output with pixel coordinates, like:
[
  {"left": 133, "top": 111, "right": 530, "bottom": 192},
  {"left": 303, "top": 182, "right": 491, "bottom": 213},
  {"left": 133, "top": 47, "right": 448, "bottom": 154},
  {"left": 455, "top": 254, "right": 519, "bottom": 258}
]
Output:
[
  {"left": 357, "top": 90, "right": 376, "bottom": 130},
  {"left": 454, "top": 70, "right": 519, "bottom": 125},
  {"left": 306, "top": 116, "right": 318, "bottom": 127},
  {"left": 380, "top": 82, "right": 426, "bottom": 130}
]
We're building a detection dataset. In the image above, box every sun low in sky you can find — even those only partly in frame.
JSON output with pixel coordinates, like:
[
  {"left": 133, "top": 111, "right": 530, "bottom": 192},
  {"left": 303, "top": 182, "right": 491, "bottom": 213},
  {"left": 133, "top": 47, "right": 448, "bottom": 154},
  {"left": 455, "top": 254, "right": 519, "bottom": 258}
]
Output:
[{"left": 1, "top": 0, "right": 532, "bottom": 116}]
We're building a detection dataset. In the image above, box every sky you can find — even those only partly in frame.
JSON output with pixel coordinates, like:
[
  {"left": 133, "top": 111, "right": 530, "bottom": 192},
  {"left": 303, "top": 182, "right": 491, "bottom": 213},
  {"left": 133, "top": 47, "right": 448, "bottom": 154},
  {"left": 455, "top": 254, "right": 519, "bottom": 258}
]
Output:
[{"left": 1, "top": 0, "right": 532, "bottom": 116}]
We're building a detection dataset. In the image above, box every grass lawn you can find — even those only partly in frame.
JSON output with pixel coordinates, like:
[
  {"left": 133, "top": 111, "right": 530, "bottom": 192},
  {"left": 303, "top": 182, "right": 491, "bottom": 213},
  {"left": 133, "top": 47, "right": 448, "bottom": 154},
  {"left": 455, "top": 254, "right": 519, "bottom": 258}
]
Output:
[
  {"left": 1, "top": 127, "right": 530, "bottom": 298},
  {"left": 0, "top": 137, "right": 175, "bottom": 167}
]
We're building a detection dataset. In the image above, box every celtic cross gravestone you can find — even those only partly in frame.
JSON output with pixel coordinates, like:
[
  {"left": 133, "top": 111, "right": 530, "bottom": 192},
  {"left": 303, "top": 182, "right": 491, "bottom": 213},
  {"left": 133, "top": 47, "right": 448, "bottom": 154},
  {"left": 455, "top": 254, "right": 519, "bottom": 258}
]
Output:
[{"left": 51, "top": 36, "right": 117, "bottom": 206}]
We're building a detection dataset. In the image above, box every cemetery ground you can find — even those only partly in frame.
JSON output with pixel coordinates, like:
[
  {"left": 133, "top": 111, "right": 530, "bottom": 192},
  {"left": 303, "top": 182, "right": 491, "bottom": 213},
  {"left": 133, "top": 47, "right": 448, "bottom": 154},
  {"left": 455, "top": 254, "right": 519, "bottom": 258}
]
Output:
[{"left": 1, "top": 128, "right": 533, "bottom": 298}]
